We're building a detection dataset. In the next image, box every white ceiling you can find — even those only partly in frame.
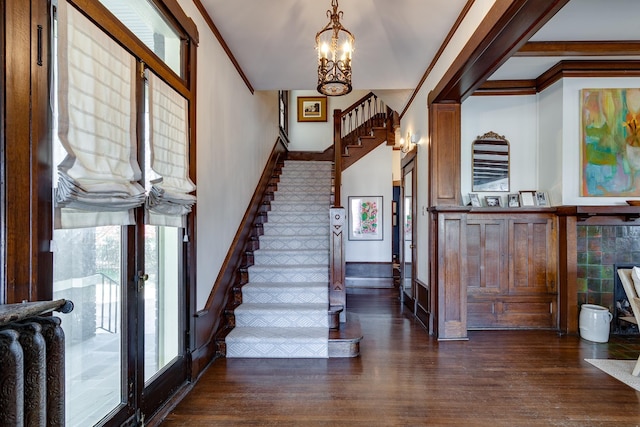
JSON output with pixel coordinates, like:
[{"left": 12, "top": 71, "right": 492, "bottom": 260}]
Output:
[{"left": 198, "top": 0, "right": 640, "bottom": 93}]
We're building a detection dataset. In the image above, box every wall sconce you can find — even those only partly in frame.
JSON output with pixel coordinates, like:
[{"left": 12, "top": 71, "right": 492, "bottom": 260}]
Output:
[{"left": 401, "top": 131, "right": 416, "bottom": 153}]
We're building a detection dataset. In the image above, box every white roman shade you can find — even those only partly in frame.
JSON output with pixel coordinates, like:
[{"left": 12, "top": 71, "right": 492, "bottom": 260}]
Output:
[
  {"left": 146, "top": 71, "right": 196, "bottom": 227},
  {"left": 55, "top": 0, "right": 145, "bottom": 228}
]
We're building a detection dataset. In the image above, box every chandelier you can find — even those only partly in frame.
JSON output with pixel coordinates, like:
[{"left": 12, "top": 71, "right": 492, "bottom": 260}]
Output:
[{"left": 315, "top": 0, "right": 354, "bottom": 96}]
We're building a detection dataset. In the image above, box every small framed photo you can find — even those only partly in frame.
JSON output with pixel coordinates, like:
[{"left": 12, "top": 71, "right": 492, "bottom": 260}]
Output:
[
  {"left": 519, "top": 190, "right": 536, "bottom": 207},
  {"left": 297, "top": 96, "right": 327, "bottom": 122},
  {"left": 469, "top": 193, "right": 481, "bottom": 207},
  {"left": 508, "top": 193, "right": 520, "bottom": 207},
  {"left": 484, "top": 195, "right": 502, "bottom": 207},
  {"left": 535, "top": 191, "right": 550, "bottom": 207}
]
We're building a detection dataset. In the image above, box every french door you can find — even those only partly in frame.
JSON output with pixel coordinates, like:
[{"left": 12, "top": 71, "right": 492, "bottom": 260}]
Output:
[
  {"left": 52, "top": 222, "right": 187, "bottom": 425},
  {"left": 50, "top": 1, "right": 195, "bottom": 424}
]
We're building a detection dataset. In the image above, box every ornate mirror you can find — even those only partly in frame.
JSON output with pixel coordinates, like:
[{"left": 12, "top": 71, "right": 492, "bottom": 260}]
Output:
[{"left": 472, "top": 131, "right": 509, "bottom": 192}]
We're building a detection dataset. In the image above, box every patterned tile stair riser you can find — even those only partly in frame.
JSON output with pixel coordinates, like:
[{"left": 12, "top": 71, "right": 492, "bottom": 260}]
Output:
[{"left": 225, "top": 160, "right": 332, "bottom": 358}]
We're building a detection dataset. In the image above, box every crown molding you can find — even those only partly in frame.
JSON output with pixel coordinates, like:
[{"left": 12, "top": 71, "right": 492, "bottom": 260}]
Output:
[{"left": 515, "top": 41, "right": 640, "bottom": 57}]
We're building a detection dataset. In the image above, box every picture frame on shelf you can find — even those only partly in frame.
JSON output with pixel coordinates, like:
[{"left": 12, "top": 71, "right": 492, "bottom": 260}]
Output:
[
  {"left": 484, "top": 195, "right": 502, "bottom": 207},
  {"left": 519, "top": 190, "right": 536, "bottom": 207},
  {"left": 297, "top": 96, "right": 327, "bottom": 122},
  {"left": 535, "top": 191, "right": 550, "bottom": 207},
  {"left": 469, "top": 193, "right": 481, "bottom": 207},
  {"left": 348, "top": 196, "right": 383, "bottom": 241},
  {"left": 508, "top": 193, "right": 520, "bottom": 207}
]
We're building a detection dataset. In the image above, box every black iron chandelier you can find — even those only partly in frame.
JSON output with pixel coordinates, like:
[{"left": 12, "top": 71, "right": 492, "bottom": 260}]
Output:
[{"left": 315, "top": 0, "right": 354, "bottom": 96}]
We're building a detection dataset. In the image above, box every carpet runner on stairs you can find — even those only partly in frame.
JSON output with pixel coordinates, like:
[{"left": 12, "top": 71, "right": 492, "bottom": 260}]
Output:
[{"left": 225, "top": 160, "right": 332, "bottom": 358}]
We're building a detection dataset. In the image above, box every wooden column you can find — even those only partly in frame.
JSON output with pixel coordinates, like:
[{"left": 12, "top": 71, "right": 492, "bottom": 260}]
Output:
[{"left": 429, "top": 103, "right": 461, "bottom": 207}]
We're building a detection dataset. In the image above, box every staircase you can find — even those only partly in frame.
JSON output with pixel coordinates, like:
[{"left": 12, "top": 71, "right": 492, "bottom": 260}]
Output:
[{"left": 225, "top": 160, "right": 333, "bottom": 358}]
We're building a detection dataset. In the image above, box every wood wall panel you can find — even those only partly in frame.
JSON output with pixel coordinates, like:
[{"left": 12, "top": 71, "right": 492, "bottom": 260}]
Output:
[
  {"left": 436, "top": 212, "right": 467, "bottom": 340},
  {"left": 429, "top": 103, "right": 461, "bottom": 207}
]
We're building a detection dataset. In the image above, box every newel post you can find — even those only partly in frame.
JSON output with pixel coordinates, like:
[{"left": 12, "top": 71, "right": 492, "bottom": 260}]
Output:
[
  {"left": 329, "top": 207, "right": 346, "bottom": 322},
  {"left": 330, "top": 108, "right": 346, "bottom": 321}
]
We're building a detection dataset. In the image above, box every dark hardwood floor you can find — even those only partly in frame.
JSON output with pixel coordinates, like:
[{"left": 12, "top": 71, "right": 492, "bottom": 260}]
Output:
[{"left": 162, "top": 287, "right": 640, "bottom": 426}]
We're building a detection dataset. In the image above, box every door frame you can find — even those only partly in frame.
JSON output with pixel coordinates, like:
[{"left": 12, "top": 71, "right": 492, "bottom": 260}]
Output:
[{"left": 400, "top": 148, "right": 417, "bottom": 311}]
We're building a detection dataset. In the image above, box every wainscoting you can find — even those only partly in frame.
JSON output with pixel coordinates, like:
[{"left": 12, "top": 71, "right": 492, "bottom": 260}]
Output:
[{"left": 345, "top": 262, "right": 394, "bottom": 288}]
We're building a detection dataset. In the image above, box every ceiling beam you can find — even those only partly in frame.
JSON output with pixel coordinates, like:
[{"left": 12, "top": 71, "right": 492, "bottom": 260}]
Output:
[
  {"left": 475, "top": 60, "right": 640, "bottom": 95},
  {"left": 429, "top": 0, "right": 569, "bottom": 104},
  {"left": 516, "top": 41, "right": 640, "bottom": 57}
]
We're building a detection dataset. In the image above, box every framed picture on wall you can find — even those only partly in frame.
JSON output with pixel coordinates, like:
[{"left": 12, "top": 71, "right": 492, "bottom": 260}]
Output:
[
  {"left": 297, "top": 96, "right": 327, "bottom": 122},
  {"left": 348, "top": 196, "right": 383, "bottom": 240}
]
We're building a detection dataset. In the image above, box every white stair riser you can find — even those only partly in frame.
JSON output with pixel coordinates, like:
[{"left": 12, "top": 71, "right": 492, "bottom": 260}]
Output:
[
  {"left": 266, "top": 213, "right": 329, "bottom": 224},
  {"left": 242, "top": 284, "right": 327, "bottom": 304},
  {"left": 225, "top": 326, "right": 328, "bottom": 358},
  {"left": 259, "top": 236, "right": 328, "bottom": 250},
  {"left": 269, "top": 202, "right": 329, "bottom": 213},
  {"left": 275, "top": 193, "right": 330, "bottom": 202},
  {"left": 253, "top": 250, "right": 328, "bottom": 266},
  {"left": 262, "top": 224, "right": 328, "bottom": 236},
  {"left": 235, "top": 306, "right": 328, "bottom": 328},
  {"left": 249, "top": 266, "right": 328, "bottom": 283}
]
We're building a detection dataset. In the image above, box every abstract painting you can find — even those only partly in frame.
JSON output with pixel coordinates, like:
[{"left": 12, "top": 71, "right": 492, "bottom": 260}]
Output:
[
  {"left": 581, "top": 88, "right": 640, "bottom": 196},
  {"left": 348, "top": 196, "right": 383, "bottom": 240}
]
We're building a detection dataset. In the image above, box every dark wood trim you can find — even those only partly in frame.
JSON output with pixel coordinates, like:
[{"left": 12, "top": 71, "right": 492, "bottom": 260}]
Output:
[
  {"left": 428, "top": 103, "right": 461, "bottom": 207},
  {"left": 33, "top": 0, "right": 53, "bottom": 302},
  {"left": 399, "top": 0, "right": 474, "bottom": 119},
  {"left": 516, "top": 41, "right": 640, "bottom": 57},
  {"left": 477, "top": 61, "right": 640, "bottom": 96},
  {"left": 191, "top": 0, "right": 254, "bottom": 94},
  {"left": 191, "top": 138, "right": 287, "bottom": 378},
  {"left": 4, "top": 0, "right": 42, "bottom": 303},
  {"left": 536, "top": 60, "right": 640, "bottom": 93},
  {"left": 155, "top": 0, "right": 199, "bottom": 44},
  {"left": 429, "top": 0, "right": 569, "bottom": 104},
  {"left": 473, "top": 79, "right": 537, "bottom": 96},
  {"left": 0, "top": 0, "right": 5, "bottom": 303},
  {"left": 415, "top": 278, "right": 430, "bottom": 330}
]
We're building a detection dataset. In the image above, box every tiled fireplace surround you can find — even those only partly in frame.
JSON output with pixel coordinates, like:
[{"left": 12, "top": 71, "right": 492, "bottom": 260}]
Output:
[{"left": 577, "top": 225, "right": 640, "bottom": 309}]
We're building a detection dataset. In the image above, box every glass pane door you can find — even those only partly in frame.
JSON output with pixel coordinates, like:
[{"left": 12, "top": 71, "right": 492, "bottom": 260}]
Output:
[
  {"left": 143, "top": 225, "right": 180, "bottom": 383},
  {"left": 402, "top": 169, "right": 414, "bottom": 301},
  {"left": 53, "top": 226, "right": 125, "bottom": 426}
]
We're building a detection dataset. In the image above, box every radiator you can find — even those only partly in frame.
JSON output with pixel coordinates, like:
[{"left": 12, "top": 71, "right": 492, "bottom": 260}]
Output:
[{"left": 0, "top": 300, "right": 73, "bottom": 427}]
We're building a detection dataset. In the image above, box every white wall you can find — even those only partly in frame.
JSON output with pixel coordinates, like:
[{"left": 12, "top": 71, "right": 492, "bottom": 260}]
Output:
[
  {"left": 538, "top": 80, "right": 563, "bottom": 206},
  {"left": 398, "top": 0, "right": 497, "bottom": 283},
  {"left": 179, "top": 0, "right": 279, "bottom": 309},
  {"left": 560, "top": 77, "right": 640, "bottom": 205},
  {"left": 288, "top": 90, "right": 370, "bottom": 152},
  {"left": 342, "top": 144, "right": 394, "bottom": 262},
  {"left": 461, "top": 95, "right": 538, "bottom": 206}
]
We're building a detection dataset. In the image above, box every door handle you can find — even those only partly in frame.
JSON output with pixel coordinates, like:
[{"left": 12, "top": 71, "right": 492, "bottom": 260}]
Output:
[{"left": 136, "top": 271, "right": 149, "bottom": 292}]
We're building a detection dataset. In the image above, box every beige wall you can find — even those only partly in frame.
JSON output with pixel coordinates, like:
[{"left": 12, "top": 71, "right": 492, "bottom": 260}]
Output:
[{"left": 178, "top": 0, "right": 279, "bottom": 309}]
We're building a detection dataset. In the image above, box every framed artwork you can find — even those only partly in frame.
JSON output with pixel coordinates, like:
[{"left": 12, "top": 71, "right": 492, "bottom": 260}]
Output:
[
  {"left": 581, "top": 88, "right": 640, "bottom": 196},
  {"left": 469, "top": 193, "right": 481, "bottom": 207},
  {"left": 297, "top": 96, "right": 327, "bottom": 122},
  {"left": 349, "top": 196, "right": 383, "bottom": 240},
  {"left": 519, "top": 190, "right": 536, "bottom": 206},
  {"left": 484, "top": 195, "right": 502, "bottom": 207},
  {"left": 507, "top": 193, "right": 520, "bottom": 207},
  {"left": 535, "top": 191, "right": 550, "bottom": 207}
]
